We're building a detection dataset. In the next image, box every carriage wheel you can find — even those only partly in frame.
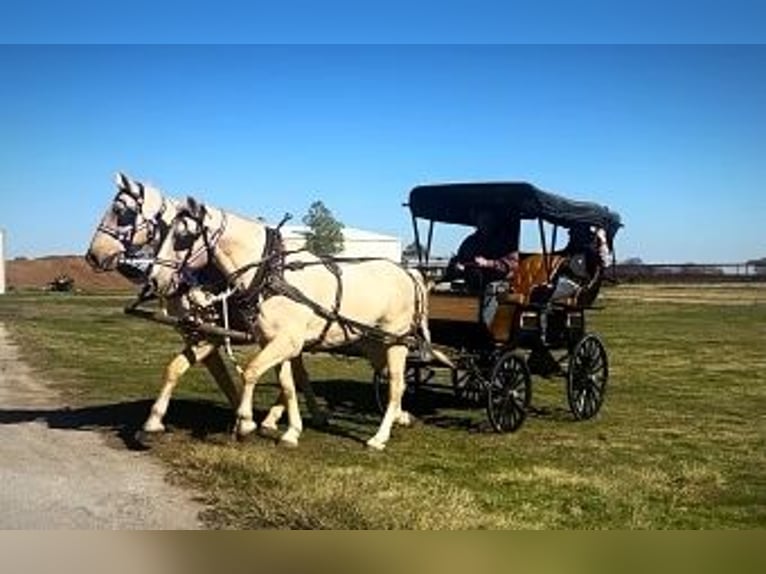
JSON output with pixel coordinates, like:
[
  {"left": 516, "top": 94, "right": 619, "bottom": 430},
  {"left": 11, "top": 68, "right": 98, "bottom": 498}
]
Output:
[
  {"left": 486, "top": 351, "right": 532, "bottom": 433},
  {"left": 567, "top": 334, "right": 609, "bottom": 420},
  {"left": 451, "top": 359, "right": 485, "bottom": 405},
  {"left": 372, "top": 365, "right": 422, "bottom": 415}
]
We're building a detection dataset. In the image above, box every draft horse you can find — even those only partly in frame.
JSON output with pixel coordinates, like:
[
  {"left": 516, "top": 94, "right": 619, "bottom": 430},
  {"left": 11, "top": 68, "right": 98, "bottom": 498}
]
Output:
[
  {"left": 149, "top": 197, "right": 433, "bottom": 450},
  {"left": 85, "top": 173, "right": 322, "bottom": 436}
]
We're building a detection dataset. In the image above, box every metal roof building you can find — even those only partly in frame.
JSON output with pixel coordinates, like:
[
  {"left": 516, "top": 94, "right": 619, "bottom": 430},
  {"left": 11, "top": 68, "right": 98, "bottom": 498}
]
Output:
[{"left": 281, "top": 225, "right": 402, "bottom": 262}]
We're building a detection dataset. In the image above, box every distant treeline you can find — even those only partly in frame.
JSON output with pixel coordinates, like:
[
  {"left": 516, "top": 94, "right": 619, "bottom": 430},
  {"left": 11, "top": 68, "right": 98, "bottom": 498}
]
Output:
[{"left": 614, "top": 262, "right": 765, "bottom": 283}]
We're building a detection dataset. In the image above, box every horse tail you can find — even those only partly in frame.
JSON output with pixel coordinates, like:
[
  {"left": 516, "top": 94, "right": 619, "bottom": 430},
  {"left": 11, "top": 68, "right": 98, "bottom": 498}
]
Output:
[{"left": 406, "top": 268, "right": 454, "bottom": 368}]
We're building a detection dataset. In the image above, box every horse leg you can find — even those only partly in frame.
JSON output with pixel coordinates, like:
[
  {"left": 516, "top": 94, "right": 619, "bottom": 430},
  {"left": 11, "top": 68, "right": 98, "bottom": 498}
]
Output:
[
  {"left": 276, "top": 360, "right": 303, "bottom": 448},
  {"left": 236, "top": 337, "right": 299, "bottom": 437},
  {"left": 259, "top": 366, "right": 289, "bottom": 435},
  {"left": 293, "top": 355, "right": 328, "bottom": 427},
  {"left": 366, "top": 344, "right": 408, "bottom": 451},
  {"left": 143, "top": 341, "right": 216, "bottom": 432},
  {"left": 366, "top": 342, "right": 410, "bottom": 427},
  {"left": 260, "top": 355, "right": 326, "bottom": 432}
]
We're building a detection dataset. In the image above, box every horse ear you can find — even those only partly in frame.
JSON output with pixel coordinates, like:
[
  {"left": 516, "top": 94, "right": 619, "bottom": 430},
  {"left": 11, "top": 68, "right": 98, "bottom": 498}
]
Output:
[
  {"left": 124, "top": 176, "right": 141, "bottom": 197},
  {"left": 114, "top": 171, "right": 129, "bottom": 189},
  {"left": 186, "top": 196, "right": 204, "bottom": 218}
]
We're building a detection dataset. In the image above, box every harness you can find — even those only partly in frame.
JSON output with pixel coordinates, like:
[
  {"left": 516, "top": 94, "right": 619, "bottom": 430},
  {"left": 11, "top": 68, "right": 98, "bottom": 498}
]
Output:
[
  {"left": 153, "top": 210, "right": 228, "bottom": 282},
  {"left": 226, "top": 225, "right": 284, "bottom": 329},
  {"left": 97, "top": 182, "right": 169, "bottom": 259},
  {"left": 165, "top": 208, "right": 425, "bottom": 350},
  {"left": 239, "top": 244, "right": 420, "bottom": 348}
]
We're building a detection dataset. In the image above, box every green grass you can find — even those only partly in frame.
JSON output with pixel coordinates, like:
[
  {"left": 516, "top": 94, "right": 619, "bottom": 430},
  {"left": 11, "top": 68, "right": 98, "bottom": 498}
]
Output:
[{"left": 0, "top": 287, "right": 764, "bottom": 529}]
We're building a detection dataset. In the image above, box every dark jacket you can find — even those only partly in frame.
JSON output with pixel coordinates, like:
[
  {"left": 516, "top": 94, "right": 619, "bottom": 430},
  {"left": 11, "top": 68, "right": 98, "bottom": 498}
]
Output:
[{"left": 447, "top": 225, "right": 519, "bottom": 284}]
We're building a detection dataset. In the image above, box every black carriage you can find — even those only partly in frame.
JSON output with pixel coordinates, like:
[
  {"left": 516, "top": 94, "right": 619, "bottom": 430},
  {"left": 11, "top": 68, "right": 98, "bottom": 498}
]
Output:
[{"left": 374, "top": 182, "right": 622, "bottom": 432}]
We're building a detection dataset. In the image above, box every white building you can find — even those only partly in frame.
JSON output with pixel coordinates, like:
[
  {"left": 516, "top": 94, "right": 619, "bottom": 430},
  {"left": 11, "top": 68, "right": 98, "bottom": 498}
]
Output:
[{"left": 281, "top": 225, "right": 402, "bottom": 262}]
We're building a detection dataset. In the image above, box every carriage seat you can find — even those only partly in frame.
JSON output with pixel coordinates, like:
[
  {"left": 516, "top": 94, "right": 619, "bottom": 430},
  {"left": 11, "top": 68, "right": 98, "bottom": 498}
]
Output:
[
  {"left": 503, "top": 254, "right": 565, "bottom": 306},
  {"left": 428, "top": 253, "right": 566, "bottom": 324},
  {"left": 518, "top": 251, "right": 604, "bottom": 309}
]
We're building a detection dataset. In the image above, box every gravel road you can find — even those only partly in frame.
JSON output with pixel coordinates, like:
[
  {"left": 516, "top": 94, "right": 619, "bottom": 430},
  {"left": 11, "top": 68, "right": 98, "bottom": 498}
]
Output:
[{"left": 0, "top": 323, "right": 204, "bottom": 529}]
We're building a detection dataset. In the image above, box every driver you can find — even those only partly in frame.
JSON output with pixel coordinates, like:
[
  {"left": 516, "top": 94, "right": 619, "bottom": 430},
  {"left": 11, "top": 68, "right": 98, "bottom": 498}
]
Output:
[{"left": 446, "top": 208, "right": 520, "bottom": 287}]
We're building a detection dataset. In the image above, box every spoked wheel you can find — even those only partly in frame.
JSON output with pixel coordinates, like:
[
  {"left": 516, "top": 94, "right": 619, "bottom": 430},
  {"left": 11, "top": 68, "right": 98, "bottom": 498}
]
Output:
[
  {"left": 567, "top": 334, "right": 609, "bottom": 420},
  {"left": 451, "top": 358, "right": 485, "bottom": 405},
  {"left": 486, "top": 351, "right": 532, "bottom": 433},
  {"left": 373, "top": 364, "right": 424, "bottom": 415}
]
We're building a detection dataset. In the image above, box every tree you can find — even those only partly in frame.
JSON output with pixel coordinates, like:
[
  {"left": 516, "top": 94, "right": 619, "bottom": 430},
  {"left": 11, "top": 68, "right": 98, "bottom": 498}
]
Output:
[{"left": 302, "top": 200, "right": 345, "bottom": 256}]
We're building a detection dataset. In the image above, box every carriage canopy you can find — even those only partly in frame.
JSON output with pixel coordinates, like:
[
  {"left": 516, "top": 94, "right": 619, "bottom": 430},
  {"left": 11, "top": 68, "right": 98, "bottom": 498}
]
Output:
[{"left": 408, "top": 182, "right": 622, "bottom": 241}]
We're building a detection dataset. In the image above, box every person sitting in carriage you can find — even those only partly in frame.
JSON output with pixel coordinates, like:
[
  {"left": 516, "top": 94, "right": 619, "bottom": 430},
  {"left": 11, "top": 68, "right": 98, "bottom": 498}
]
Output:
[
  {"left": 526, "top": 224, "right": 611, "bottom": 376},
  {"left": 445, "top": 208, "right": 520, "bottom": 291},
  {"left": 547, "top": 223, "right": 611, "bottom": 305}
]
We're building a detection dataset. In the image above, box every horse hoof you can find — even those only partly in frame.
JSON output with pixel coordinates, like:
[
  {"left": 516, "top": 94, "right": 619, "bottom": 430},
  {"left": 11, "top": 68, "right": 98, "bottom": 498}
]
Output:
[
  {"left": 236, "top": 419, "right": 257, "bottom": 437},
  {"left": 278, "top": 437, "right": 299, "bottom": 449},
  {"left": 365, "top": 437, "right": 387, "bottom": 451},
  {"left": 142, "top": 421, "right": 166, "bottom": 434},
  {"left": 395, "top": 411, "right": 413, "bottom": 426}
]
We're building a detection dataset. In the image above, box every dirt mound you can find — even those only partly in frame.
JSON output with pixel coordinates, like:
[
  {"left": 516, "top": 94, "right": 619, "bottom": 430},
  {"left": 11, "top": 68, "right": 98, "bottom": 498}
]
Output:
[{"left": 6, "top": 255, "right": 134, "bottom": 292}]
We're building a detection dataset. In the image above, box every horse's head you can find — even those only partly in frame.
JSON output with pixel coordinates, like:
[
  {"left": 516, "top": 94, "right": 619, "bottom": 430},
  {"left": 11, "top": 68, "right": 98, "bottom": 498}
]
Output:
[
  {"left": 85, "top": 172, "right": 169, "bottom": 277},
  {"left": 149, "top": 196, "right": 223, "bottom": 296}
]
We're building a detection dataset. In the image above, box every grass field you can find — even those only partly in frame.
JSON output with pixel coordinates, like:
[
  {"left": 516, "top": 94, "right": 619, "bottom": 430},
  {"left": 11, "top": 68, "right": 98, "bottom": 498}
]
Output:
[{"left": 0, "top": 285, "right": 764, "bottom": 529}]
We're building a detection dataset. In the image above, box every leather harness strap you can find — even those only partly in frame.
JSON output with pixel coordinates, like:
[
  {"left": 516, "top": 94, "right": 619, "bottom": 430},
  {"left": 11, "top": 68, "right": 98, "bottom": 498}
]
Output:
[
  {"left": 169, "top": 214, "right": 421, "bottom": 349},
  {"left": 225, "top": 229, "right": 418, "bottom": 348}
]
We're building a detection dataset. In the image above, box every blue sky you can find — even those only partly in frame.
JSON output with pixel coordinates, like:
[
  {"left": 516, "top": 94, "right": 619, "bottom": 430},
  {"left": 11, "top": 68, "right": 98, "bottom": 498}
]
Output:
[
  {"left": 1, "top": 1, "right": 766, "bottom": 44},
  {"left": 1, "top": 44, "right": 764, "bottom": 263}
]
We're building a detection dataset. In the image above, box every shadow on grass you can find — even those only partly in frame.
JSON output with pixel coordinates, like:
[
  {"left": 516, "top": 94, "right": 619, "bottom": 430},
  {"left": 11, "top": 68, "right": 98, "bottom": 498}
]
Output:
[
  {"left": 0, "top": 399, "right": 234, "bottom": 451},
  {"left": 0, "top": 379, "right": 574, "bottom": 452},
  {"left": 312, "top": 378, "right": 578, "bottom": 433},
  {"left": 314, "top": 379, "right": 487, "bottom": 434}
]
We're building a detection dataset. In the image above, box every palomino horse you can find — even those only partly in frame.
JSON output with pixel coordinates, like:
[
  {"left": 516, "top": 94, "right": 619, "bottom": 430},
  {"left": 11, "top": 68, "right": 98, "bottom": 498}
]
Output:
[
  {"left": 85, "top": 173, "right": 322, "bottom": 435},
  {"left": 149, "top": 197, "right": 432, "bottom": 450}
]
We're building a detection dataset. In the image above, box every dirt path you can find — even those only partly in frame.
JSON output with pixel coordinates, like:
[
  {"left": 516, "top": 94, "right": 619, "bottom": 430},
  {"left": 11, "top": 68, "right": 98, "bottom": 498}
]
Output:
[{"left": 0, "top": 323, "right": 204, "bottom": 529}]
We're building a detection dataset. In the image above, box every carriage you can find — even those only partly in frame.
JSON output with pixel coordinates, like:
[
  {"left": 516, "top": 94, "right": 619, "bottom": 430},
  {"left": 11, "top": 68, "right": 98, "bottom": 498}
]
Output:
[
  {"left": 106, "top": 174, "right": 620, "bottom": 446},
  {"left": 373, "top": 182, "right": 622, "bottom": 433}
]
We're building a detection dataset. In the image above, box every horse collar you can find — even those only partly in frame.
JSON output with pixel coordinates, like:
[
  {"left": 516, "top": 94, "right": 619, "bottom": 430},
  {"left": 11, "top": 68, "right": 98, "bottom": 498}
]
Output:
[{"left": 231, "top": 226, "right": 284, "bottom": 313}]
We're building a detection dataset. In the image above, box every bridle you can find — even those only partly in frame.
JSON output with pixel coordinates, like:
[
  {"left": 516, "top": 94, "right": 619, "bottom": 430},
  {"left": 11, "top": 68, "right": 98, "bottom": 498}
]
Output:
[
  {"left": 153, "top": 205, "right": 228, "bottom": 283},
  {"left": 97, "top": 181, "right": 169, "bottom": 256}
]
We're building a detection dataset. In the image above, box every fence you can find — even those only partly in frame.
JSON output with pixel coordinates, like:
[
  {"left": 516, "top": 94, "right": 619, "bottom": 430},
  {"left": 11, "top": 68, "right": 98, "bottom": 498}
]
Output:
[
  {"left": 404, "top": 256, "right": 765, "bottom": 284},
  {"left": 614, "top": 262, "right": 764, "bottom": 283}
]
